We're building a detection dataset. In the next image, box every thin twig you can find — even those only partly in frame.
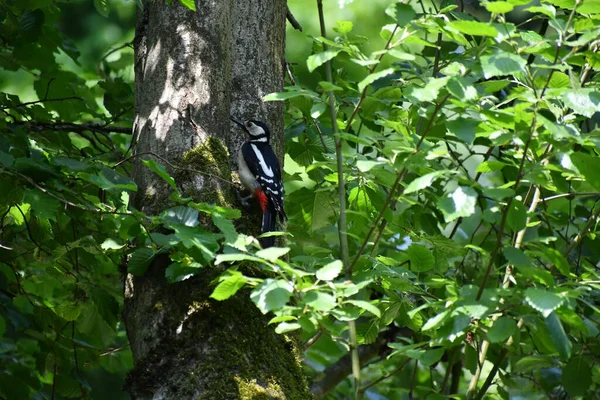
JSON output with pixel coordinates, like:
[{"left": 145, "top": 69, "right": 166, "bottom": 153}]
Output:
[
  {"left": 8, "top": 121, "right": 132, "bottom": 134},
  {"left": 358, "top": 358, "right": 411, "bottom": 393},
  {"left": 286, "top": 5, "right": 303, "bottom": 31},
  {"left": 0, "top": 97, "right": 83, "bottom": 110},
  {"left": 113, "top": 151, "right": 236, "bottom": 187}
]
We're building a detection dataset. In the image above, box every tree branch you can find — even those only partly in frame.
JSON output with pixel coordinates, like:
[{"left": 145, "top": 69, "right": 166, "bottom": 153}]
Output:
[{"left": 9, "top": 121, "right": 132, "bottom": 134}]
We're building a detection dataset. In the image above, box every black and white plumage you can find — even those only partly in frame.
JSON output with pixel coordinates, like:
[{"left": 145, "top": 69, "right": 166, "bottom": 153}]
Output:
[{"left": 231, "top": 116, "right": 287, "bottom": 247}]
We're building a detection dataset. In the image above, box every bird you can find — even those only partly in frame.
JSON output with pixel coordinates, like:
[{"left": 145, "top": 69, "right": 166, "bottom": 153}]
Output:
[{"left": 231, "top": 116, "right": 287, "bottom": 247}]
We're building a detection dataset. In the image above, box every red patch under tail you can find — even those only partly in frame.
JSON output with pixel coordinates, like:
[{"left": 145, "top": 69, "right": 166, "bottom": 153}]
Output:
[{"left": 255, "top": 188, "right": 269, "bottom": 213}]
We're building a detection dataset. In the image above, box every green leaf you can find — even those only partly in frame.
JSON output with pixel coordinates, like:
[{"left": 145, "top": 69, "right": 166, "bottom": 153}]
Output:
[
  {"left": 525, "top": 288, "right": 565, "bottom": 318},
  {"left": 562, "top": 90, "right": 600, "bottom": 118},
  {"left": 562, "top": 357, "right": 592, "bottom": 397},
  {"left": 422, "top": 309, "right": 450, "bottom": 331},
  {"left": 256, "top": 247, "right": 290, "bottom": 262},
  {"left": 448, "top": 21, "right": 499, "bottom": 37},
  {"left": 447, "top": 118, "right": 478, "bottom": 144},
  {"left": 101, "top": 239, "right": 126, "bottom": 251},
  {"left": 23, "top": 190, "right": 60, "bottom": 221},
  {"left": 333, "top": 20, "right": 353, "bottom": 34},
  {"left": 90, "top": 287, "right": 119, "bottom": 329},
  {"left": 515, "top": 355, "right": 555, "bottom": 372},
  {"left": 487, "top": 317, "right": 517, "bottom": 343},
  {"left": 307, "top": 50, "right": 342, "bottom": 73},
  {"left": 420, "top": 348, "right": 445, "bottom": 367},
  {"left": 345, "top": 300, "right": 381, "bottom": 317},
  {"left": 358, "top": 68, "right": 395, "bottom": 93},
  {"left": 162, "top": 206, "right": 199, "bottom": 227},
  {"left": 179, "top": 0, "right": 196, "bottom": 11},
  {"left": 405, "top": 77, "right": 449, "bottom": 102},
  {"left": 546, "top": 312, "right": 572, "bottom": 359},
  {"left": 503, "top": 247, "right": 532, "bottom": 267},
  {"left": 93, "top": 0, "right": 110, "bottom": 17},
  {"left": 211, "top": 271, "right": 247, "bottom": 301},
  {"left": 275, "top": 322, "right": 301, "bottom": 334},
  {"left": 387, "top": 3, "right": 416, "bottom": 26},
  {"left": 437, "top": 186, "right": 478, "bottom": 222},
  {"left": 405, "top": 171, "right": 450, "bottom": 194},
  {"left": 316, "top": 260, "right": 343, "bottom": 281},
  {"left": 506, "top": 200, "right": 527, "bottom": 232},
  {"left": 0, "top": 316, "right": 4, "bottom": 337},
  {"left": 485, "top": 1, "right": 514, "bottom": 13},
  {"left": 82, "top": 167, "right": 137, "bottom": 192},
  {"left": 143, "top": 159, "right": 177, "bottom": 191},
  {"left": 481, "top": 52, "right": 527, "bottom": 79},
  {"left": 128, "top": 248, "right": 155, "bottom": 276},
  {"left": 55, "top": 303, "right": 81, "bottom": 321},
  {"left": 406, "top": 244, "right": 435, "bottom": 272},
  {"left": 250, "top": 279, "right": 293, "bottom": 313},
  {"left": 570, "top": 152, "right": 600, "bottom": 191},
  {"left": 216, "top": 253, "right": 262, "bottom": 264},
  {"left": 304, "top": 291, "right": 337, "bottom": 312},
  {"left": 475, "top": 160, "right": 507, "bottom": 173}
]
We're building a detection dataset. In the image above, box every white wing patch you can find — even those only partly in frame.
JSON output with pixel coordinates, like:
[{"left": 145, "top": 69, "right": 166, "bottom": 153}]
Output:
[{"left": 250, "top": 143, "right": 274, "bottom": 178}]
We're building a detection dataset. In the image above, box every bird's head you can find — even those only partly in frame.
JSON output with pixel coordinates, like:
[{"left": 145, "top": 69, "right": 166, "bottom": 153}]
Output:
[{"left": 230, "top": 116, "right": 270, "bottom": 143}]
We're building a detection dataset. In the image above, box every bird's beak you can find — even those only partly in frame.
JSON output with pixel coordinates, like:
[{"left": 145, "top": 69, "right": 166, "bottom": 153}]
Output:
[{"left": 230, "top": 116, "right": 245, "bottom": 128}]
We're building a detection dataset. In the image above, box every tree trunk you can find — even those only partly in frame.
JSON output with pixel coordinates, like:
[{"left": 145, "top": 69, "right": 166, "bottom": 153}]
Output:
[{"left": 123, "top": 1, "right": 310, "bottom": 398}]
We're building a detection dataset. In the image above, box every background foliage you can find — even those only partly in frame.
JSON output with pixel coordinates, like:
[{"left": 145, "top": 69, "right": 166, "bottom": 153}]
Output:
[{"left": 1, "top": 0, "right": 600, "bottom": 399}]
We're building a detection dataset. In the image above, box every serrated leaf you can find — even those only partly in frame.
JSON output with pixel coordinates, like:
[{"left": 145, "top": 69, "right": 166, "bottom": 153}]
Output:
[
  {"left": 316, "top": 260, "right": 343, "bottom": 281},
  {"left": 525, "top": 288, "right": 565, "bottom": 318},
  {"left": 307, "top": 50, "right": 342, "bottom": 73},
  {"left": 55, "top": 303, "right": 81, "bottom": 321},
  {"left": 128, "top": 247, "right": 155, "bottom": 276},
  {"left": 562, "top": 90, "right": 600, "bottom": 118},
  {"left": 211, "top": 271, "right": 247, "bottom": 301},
  {"left": 406, "top": 244, "right": 435, "bottom": 272},
  {"left": 358, "top": 68, "right": 395, "bottom": 93}
]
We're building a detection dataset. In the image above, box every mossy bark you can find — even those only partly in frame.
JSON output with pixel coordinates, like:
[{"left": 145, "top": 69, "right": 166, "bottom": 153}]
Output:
[{"left": 124, "top": 0, "right": 310, "bottom": 398}]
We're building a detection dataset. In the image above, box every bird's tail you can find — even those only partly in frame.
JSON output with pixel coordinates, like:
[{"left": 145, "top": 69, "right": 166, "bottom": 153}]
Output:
[{"left": 260, "top": 201, "right": 277, "bottom": 248}]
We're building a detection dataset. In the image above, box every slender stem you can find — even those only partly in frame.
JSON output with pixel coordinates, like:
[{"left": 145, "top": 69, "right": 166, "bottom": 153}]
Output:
[{"left": 316, "top": 1, "right": 358, "bottom": 397}]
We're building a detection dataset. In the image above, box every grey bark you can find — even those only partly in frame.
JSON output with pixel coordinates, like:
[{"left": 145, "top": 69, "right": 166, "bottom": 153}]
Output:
[{"left": 124, "top": 0, "right": 310, "bottom": 398}]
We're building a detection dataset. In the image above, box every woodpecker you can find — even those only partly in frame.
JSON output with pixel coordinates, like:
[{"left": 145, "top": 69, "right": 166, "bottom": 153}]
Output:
[{"left": 231, "top": 116, "right": 287, "bottom": 247}]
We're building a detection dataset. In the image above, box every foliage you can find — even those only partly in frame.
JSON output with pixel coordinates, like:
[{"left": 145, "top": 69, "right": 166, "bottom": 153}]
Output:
[{"left": 2, "top": 0, "right": 600, "bottom": 399}]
